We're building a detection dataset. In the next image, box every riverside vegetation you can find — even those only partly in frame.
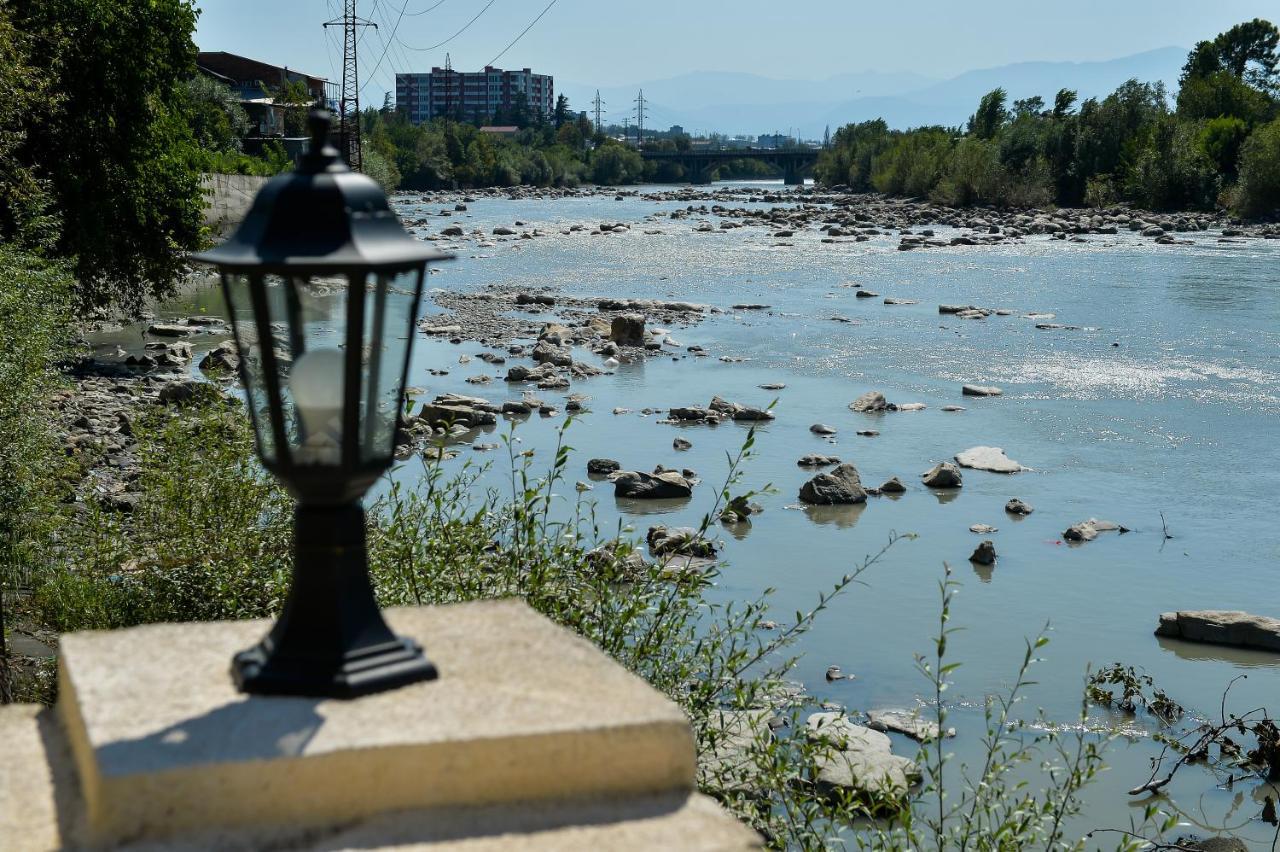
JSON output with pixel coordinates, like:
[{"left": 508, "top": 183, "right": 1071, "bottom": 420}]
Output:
[{"left": 814, "top": 19, "right": 1280, "bottom": 217}]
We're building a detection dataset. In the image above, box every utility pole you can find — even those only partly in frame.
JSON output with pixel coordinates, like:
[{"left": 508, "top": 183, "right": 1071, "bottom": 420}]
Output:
[
  {"left": 592, "top": 90, "right": 605, "bottom": 134},
  {"left": 633, "top": 89, "right": 647, "bottom": 147},
  {"left": 443, "top": 53, "right": 454, "bottom": 124},
  {"left": 621, "top": 117, "right": 630, "bottom": 144},
  {"left": 324, "top": 0, "right": 376, "bottom": 171}
]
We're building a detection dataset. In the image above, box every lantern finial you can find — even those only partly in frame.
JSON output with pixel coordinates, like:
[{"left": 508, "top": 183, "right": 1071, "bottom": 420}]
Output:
[{"left": 298, "top": 109, "right": 344, "bottom": 175}]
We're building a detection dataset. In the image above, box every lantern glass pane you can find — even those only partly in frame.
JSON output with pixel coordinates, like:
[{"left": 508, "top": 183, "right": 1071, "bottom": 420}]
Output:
[
  {"left": 358, "top": 268, "right": 423, "bottom": 464},
  {"left": 221, "top": 273, "right": 278, "bottom": 464},
  {"left": 222, "top": 273, "right": 352, "bottom": 468}
]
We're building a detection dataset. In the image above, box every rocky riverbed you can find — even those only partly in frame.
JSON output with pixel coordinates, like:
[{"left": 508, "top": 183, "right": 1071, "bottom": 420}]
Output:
[{"left": 42, "top": 181, "right": 1280, "bottom": 843}]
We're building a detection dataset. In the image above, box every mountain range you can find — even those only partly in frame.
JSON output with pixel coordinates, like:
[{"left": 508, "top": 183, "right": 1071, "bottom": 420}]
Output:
[{"left": 560, "top": 47, "right": 1187, "bottom": 138}]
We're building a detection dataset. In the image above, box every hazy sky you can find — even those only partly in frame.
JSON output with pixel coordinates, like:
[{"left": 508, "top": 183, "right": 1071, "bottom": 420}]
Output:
[{"left": 195, "top": 0, "right": 1275, "bottom": 101}]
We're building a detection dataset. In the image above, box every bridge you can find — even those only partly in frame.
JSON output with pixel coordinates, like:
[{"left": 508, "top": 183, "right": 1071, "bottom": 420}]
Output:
[{"left": 639, "top": 147, "right": 820, "bottom": 185}]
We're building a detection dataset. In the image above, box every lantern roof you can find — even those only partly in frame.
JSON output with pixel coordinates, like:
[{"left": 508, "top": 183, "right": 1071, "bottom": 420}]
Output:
[{"left": 193, "top": 111, "right": 452, "bottom": 271}]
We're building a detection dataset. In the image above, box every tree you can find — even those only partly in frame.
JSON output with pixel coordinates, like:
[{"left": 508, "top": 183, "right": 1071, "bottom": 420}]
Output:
[
  {"left": 185, "top": 75, "right": 249, "bottom": 153},
  {"left": 555, "top": 121, "right": 583, "bottom": 149},
  {"left": 553, "top": 94, "right": 569, "bottom": 128},
  {"left": 1181, "top": 19, "right": 1280, "bottom": 94},
  {"left": 0, "top": 5, "right": 58, "bottom": 251},
  {"left": 589, "top": 142, "right": 644, "bottom": 185},
  {"left": 274, "top": 78, "right": 314, "bottom": 137},
  {"left": 968, "top": 88, "right": 1009, "bottom": 139},
  {"left": 1178, "top": 70, "right": 1270, "bottom": 124},
  {"left": 1234, "top": 116, "right": 1280, "bottom": 216},
  {"left": 1198, "top": 116, "right": 1248, "bottom": 178},
  {"left": 1013, "top": 96, "right": 1045, "bottom": 118},
  {"left": 10, "top": 0, "right": 205, "bottom": 311},
  {"left": 1052, "top": 89, "right": 1078, "bottom": 119}
]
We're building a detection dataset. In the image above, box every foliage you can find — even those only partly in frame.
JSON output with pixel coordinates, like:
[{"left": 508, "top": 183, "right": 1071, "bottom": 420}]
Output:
[
  {"left": 200, "top": 142, "right": 293, "bottom": 177},
  {"left": 871, "top": 128, "right": 954, "bottom": 197},
  {"left": 968, "top": 88, "right": 1009, "bottom": 139},
  {"left": 1123, "top": 116, "right": 1220, "bottom": 211},
  {"left": 1198, "top": 116, "right": 1249, "bottom": 177},
  {"left": 1086, "top": 663, "right": 1184, "bottom": 723},
  {"left": 0, "top": 248, "right": 74, "bottom": 701},
  {"left": 273, "top": 78, "right": 314, "bottom": 137},
  {"left": 816, "top": 18, "right": 1280, "bottom": 216},
  {"left": 1234, "top": 117, "right": 1280, "bottom": 216},
  {"left": 0, "top": 5, "right": 59, "bottom": 251},
  {"left": 185, "top": 75, "right": 249, "bottom": 154},
  {"left": 1181, "top": 18, "right": 1280, "bottom": 94},
  {"left": 7, "top": 0, "right": 206, "bottom": 312},
  {"left": 1083, "top": 174, "right": 1118, "bottom": 209},
  {"left": 0, "top": 249, "right": 74, "bottom": 582}
]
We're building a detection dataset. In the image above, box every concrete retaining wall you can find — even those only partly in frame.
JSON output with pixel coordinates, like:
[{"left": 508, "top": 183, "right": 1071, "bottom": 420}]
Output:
[{"left": 201, "top": 173, "right": 268, "bottom": 234}]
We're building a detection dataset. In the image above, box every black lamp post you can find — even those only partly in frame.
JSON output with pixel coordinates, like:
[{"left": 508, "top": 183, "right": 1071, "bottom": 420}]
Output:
[{"left": 193, "top": 111, "right": 452, "bottom": 698}]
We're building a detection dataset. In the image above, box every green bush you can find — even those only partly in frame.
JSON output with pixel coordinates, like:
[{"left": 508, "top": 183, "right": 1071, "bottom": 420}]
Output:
[
  {"left": 1234, "top": 117, "right": 1280, "bottom": 216},
  {"left": 0, "top": 248, "right": 73, "bottom": 589},
  {"left": 871, "top": 129, "right": 953, "bottom": 197},
  {"left": 932, "top": 137, "right": 1005, "bottom": 206}
]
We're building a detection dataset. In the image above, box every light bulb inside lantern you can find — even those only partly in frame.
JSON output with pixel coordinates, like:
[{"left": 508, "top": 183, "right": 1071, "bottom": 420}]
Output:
[{"left": 289, "top": 348, "right": 345, "bottom": 463}]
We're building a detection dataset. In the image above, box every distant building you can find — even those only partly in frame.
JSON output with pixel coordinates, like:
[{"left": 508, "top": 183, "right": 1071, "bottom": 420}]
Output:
[
  {"left": 478, "top": 126, "right": 520, "bottom": 138},
  {"left": 756, "top": 133, "right": 790, "bottom": 149},
  {"left": 396, "top": 66, "right": 554, "bottom": 125},
  {"left": 196, "top": 51, "right": 334, "bottom": 137},
  {"left": 668, "top": 125, "right": 685, "bottom": 136}
]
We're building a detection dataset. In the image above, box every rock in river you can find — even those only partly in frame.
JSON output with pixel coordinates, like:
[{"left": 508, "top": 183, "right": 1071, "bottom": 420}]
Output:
[
  {"left": 961, "top": 384, "right": 1003, "bottom": 397},
  {"left": 1155, "top": 611, "right": 1280, "bottom": 653},
  {"left": 614, "top": 470, "right": 693, "bottom": 499},
  {"left": 810, "top": 423, "right": 837, "bottom": 436},
  {"left": 954, "top": 446, "right": 1025, "bottom": 473},
  {"left": 969, "top": 540, "right": 997, "bottom": 566},
  {"left": 647, "top": 525, "right": 717, "bottom": 558},
  {"left": 877, "top": 477, "right": 907, "bottom": 494},
  {"left": 806, "top": 712, "right": 919, "bottom": 802},
  {"left": 799, "top": 463, "right": 867, "bottom": 505},
  {"left": 1004, "top": 498, "right": 1034, "bottom": 515},
  {"left": 849, "top": 391, "right": 888, "bottom": 413},
  {"left": 921, "top": 462, "right": 963, "bottom": 489},
  {"left": 797, "top": 454, "right": 841, "bottom": 468},
  {"left": 1063, "top": 518, "right": 1128, "bottom": 542},
  {"left": 587, "top": 458, "right": 621, "bottom": 475},
  {"left": 610, "top": 313, "right": 646, "bottom": 346},
  {"left": 866, "top": 709, "right": 954, "bottom": 743}
]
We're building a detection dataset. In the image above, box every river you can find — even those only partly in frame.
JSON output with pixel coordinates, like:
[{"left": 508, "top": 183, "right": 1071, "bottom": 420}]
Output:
[{"left": 102, "top": 180, "right": 1280, "bottom": 845}]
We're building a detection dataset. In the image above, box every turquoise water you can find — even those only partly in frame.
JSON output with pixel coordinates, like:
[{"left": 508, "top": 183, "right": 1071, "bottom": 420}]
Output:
[{"left": 131, "top": 181, "right": 1280, "bottom": 844}]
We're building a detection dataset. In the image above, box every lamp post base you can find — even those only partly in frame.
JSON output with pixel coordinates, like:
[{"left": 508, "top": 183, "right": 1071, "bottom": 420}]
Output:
[
  {"left": 232, "top": 635, "right": 437, "bottom": 698},
  {"left": 231, "top": 502, "right": 438, "bottom": 699}
]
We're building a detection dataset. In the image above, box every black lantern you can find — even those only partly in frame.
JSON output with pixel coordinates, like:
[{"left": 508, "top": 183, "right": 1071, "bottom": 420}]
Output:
[{"left": 193, "top": 111, "right": 452, "bottom": 698}]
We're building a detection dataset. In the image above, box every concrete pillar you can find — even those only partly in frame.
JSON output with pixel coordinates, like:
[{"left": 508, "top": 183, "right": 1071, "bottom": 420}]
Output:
[{"left": 0, "top": 600, "right": 760, "bottom": 850}]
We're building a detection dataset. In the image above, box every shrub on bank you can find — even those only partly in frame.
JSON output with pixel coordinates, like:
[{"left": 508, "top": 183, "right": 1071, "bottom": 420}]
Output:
[
  {"left": 0, "top": 247, "right": 73, "bottom": 595},
  {"left": 1234, "top": 117, "right": 1280, "bottom": 218}
]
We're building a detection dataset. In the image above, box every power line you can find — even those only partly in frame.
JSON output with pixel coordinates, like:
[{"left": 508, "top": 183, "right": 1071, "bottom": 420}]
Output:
[
  {"left": 485, "top": 0, "right": 558, "bottom": 67},
  {"left": 361, "top": 0, "right": 416, "bottom": 98},
  {"left": 403, "top": 0, "right": 448, "bottom": 15},
  {"left": 395, "top": 0, "right": 496, "bottom": 51}
]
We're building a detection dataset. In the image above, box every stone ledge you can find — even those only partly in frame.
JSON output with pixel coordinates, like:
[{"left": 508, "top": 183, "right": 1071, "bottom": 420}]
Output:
[
  {"left": 0, "top": 704, "right": 758, "bottom": 851},
  {"left": 50, "top": 599, "right": 702, "bottom": 847}
]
